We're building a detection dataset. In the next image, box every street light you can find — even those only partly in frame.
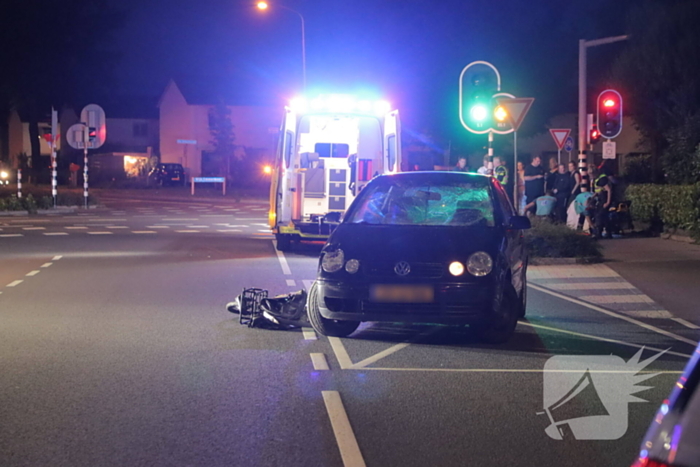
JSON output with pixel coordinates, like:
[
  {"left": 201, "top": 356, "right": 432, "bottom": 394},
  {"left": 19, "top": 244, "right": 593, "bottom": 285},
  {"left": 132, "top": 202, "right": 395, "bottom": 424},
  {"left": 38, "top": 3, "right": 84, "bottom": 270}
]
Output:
[{"left": 256, "top": 1, "right": 306, "bottom": 90}]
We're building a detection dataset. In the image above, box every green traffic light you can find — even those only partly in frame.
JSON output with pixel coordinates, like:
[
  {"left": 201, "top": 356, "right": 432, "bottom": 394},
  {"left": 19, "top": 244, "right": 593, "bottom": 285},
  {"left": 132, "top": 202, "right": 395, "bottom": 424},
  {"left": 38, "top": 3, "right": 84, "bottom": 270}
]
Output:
[{"left": 470, "top": 104, "right": 488, "bottom": 122}]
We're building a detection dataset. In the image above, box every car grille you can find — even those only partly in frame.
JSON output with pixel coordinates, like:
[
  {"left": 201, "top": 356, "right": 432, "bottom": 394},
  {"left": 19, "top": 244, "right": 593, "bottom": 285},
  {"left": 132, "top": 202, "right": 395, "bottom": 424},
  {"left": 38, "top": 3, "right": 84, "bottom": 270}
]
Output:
[
  {"left": 364, "top": 262, "right": 444, "bottom": 279},
  {"left": 360, "top": 301, "right": 479, "bottom": 316}
]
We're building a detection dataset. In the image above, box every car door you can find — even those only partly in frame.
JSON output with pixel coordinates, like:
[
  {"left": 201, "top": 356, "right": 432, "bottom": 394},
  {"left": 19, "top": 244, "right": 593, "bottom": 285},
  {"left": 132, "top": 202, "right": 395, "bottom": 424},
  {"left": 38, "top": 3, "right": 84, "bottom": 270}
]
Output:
[{"left": 493, "top": 182, "right": 525, "bottom": 292}]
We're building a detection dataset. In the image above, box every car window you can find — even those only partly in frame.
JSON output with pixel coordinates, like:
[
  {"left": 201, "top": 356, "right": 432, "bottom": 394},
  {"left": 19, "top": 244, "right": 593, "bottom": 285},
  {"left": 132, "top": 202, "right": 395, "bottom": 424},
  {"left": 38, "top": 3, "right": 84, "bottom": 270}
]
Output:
[
  {"left": 493, "top": 182, "right": 514, "bottom": 225},
  {"left": 345, "top": 176, "right": 495, "bottom": 226}
]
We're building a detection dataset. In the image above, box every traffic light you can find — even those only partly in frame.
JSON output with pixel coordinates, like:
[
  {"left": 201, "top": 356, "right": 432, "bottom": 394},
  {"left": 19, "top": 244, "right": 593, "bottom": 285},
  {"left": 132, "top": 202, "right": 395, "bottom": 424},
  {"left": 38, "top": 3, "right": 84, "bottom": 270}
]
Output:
[
  {"left": 459, "top": 61, "right": 500, "bottom": 134},
  {"left": 597, "top": 89, "right": 623, "bottom": 139},
  {"left": 589, "top": 124, "right": 601, "bottom": 144},
  {"left": 88, "top": 127, "right": 97, "bottom": 142}
]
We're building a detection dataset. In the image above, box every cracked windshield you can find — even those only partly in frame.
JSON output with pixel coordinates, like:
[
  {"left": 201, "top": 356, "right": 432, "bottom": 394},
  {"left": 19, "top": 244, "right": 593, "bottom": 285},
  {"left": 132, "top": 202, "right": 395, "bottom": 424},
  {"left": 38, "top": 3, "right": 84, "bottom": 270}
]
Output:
[{"left": 1, "top": 1, "right": 699, "bottom": 466}]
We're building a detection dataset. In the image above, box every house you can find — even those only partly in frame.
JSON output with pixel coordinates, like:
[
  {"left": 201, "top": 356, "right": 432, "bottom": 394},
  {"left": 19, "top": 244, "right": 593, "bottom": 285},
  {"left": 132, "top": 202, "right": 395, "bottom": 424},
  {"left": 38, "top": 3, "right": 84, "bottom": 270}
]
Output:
[
  {"left": 158, "top": 78, "right": 282, "bottom": 179},
  {"left": 6, "top": 109, "right": 60, "bottom": 169}
]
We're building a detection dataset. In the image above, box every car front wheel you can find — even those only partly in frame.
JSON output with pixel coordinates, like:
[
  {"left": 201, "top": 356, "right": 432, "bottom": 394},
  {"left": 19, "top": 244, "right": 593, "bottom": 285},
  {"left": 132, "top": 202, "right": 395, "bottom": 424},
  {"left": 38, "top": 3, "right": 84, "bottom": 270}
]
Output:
[
  {"left": 307, "top": 282, "right": 360, "bottom": 338},
  {"left": 475, "top": 284, "right": 519, "bottom": 344}
]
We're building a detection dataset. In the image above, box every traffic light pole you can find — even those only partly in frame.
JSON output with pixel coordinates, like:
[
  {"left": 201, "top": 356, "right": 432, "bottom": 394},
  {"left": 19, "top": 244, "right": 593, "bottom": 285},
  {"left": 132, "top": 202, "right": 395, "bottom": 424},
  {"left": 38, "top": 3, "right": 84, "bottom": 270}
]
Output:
[{"left": 577, "top": 35, "right": 628, "bottom": 191}]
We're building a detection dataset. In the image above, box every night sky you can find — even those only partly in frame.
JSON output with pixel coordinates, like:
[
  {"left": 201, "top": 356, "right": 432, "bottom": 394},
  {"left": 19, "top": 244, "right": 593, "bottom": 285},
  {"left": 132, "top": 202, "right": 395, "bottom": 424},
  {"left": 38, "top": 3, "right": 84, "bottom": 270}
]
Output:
[{"left": 104, "top": 0, "right": 636, "bottom": 146}]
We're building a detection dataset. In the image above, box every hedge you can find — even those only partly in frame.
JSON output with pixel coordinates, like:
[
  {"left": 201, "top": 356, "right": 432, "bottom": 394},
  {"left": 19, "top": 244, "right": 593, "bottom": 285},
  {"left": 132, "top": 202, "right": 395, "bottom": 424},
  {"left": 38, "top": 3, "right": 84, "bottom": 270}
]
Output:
[
  {"left": 625, "top": 184, "right": 700, "bottom": 238},
  {"left": 524, "top": 218, "right": 602, "bottom": 260}
]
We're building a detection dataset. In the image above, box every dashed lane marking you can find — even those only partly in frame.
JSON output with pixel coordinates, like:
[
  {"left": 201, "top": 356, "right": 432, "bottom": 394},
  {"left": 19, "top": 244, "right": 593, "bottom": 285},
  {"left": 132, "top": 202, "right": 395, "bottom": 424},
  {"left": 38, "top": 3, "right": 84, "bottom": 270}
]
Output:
[
  {"left": 26, "top": 270, "right": 40, "bottom": 277},
  {"left": 186, "top": 225, "right": 209, "bottom": 228},
  {"left": 65, "top": 226, "right": 88, "bottom": 230},
  {"left": 272, "top": 241, "right": 292, "bottom": 275},
  {"left": 175, "top": 230, "right": 200, "bottom": 233},
  {"left": 132, "top": 231, "right": 157, "bottom": 234},
  {"left": 303, "top": 328, "right": 318, "bottom": 340},
  {"left": 322, "top": 391, "right": 366, "bottom": 467},
  {"left": 580, "top": 294, "right": 655, "bottom": 304},
  {"left": 41, "top": 263, "right": 52, "bottom": 268},
  {"left": 0, "top": 234, "right": 23, "bottom": 237},
  {"left": 22, "top": 227, "right": 45, "bottom": 231},
  {"left": 310, "top": 353, "right": 329, "bottom": 370},
  {"left": 52, "top": 255, "right": 63, "bottom": 261},
  {"left": 86, "top": 232, "right": 113, "bottom": 235},
  {"left": 106, "top": 226, "right": 129, "bottom": 229},
  {"left": 286, "top": 279, "right": 296, "bottom": 286},
  {"left": 146, "top": 226, "right": 170, "bottom": 229},
  {"left": 7, "top": 280, "right": 23, "bottom": 287},
  {"left": 216, "top": 229, "right": 241, "bottom": 233},
  {"left": 43, "top": 232, "right": 69, "bottom": 236}
]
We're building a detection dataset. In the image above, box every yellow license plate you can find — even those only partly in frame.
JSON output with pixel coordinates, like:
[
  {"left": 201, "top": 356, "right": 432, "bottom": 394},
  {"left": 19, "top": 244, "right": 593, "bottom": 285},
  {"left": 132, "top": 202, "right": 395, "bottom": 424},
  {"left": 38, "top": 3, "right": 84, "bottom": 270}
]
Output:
[{"left": 369, "top": 285, "right": 434, "bottom": 303}]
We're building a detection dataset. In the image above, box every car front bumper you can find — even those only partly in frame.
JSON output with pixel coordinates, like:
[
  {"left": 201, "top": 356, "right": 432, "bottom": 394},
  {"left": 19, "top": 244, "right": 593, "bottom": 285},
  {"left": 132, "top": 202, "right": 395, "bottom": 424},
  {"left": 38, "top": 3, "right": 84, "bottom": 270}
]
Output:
[{"left": 316, "top": 279, "right": 496, "bottom": 324}]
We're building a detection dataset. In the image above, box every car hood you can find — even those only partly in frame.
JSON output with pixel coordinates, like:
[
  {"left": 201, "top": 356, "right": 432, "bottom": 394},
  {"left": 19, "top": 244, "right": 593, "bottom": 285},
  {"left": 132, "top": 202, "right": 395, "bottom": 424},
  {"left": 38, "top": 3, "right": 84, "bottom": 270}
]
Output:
[{"left": 327, "top": 223, "right": 501, "bottom": 262}]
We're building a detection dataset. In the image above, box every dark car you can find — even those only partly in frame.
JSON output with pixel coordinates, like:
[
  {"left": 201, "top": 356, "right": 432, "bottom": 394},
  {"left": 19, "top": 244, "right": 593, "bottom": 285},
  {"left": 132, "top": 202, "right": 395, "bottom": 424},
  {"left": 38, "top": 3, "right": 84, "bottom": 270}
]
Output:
[
  {"left": 632, "top": 342, "right": 700, "bottom": 467},
  {"left": 307, "top": 171, "right": 530, "bottom": 343},
  {"left": 148, "top": 163, "right": 186, "bottom": 186}
]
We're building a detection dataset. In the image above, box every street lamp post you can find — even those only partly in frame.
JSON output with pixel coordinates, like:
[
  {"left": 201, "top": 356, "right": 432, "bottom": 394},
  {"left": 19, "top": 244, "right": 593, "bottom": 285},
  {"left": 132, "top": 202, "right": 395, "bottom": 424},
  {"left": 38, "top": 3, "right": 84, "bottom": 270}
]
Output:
[
  {"left": 577, "top": 35, "right": 628, "bottom": 191},
  {"left": 257, "top": 1, "right": 306, "bottom": 90}
]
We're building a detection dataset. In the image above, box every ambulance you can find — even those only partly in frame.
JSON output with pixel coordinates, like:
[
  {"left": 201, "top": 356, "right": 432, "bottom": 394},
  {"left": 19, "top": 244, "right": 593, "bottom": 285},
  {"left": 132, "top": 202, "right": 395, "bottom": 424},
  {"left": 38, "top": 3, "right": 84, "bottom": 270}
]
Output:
[{"left": 269, "top": 95, "right": 402, "bottom": 251}]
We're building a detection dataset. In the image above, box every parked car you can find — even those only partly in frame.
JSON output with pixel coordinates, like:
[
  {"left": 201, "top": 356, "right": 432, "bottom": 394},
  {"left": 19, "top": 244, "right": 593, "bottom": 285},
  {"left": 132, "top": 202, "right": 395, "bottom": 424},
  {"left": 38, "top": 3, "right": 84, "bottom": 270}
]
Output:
[
  {"left": 631, "top": 343, "right": 700, "bottom": 467},
  {"left": 148, "top": 163, "right": 186, "bottom": 186},
  {"left": 306, "top": 171, "right": 530, "bottom": 343}
]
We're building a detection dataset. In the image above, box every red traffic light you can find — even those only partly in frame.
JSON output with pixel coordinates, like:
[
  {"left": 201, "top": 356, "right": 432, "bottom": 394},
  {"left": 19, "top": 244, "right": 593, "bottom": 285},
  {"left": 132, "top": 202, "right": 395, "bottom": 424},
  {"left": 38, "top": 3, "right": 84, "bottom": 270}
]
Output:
[
  {"left": 603, "top": 99, "right": 617, "bottom": 108},
  {"left": 597, "top": 90, "right": 623, "bottom": 139},
  {"left": 589, "top": 125, "right": 601, "bottom": 144}
]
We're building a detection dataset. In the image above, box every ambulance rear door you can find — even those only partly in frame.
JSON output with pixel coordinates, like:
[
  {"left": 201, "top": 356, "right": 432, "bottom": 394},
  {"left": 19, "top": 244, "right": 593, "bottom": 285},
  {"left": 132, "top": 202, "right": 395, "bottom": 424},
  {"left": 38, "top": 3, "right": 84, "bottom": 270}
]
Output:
[{"left": 383, "top": 110, "right": 401, "bottom": 174}]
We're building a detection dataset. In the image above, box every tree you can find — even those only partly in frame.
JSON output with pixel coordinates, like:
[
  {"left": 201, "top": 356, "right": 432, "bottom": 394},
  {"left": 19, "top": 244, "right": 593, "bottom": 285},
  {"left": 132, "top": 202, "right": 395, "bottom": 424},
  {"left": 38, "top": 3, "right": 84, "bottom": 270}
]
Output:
[
  {"left": 208, "top": 101, "right": 237, "bottom": 178},
  {"left": 0, "top": 0, "right": 126, "bottom": 176},
  {"left": 610, "top": 0, "right": 700, "bottom": 182}
]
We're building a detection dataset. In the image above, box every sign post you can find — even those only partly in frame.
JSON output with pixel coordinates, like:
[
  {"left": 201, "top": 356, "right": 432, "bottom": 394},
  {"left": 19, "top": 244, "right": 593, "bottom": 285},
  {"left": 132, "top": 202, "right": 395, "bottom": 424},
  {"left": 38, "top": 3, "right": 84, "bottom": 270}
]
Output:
[
  {"left": 67, "top": 104, "right": 106, "bottom": 208},
  {"left": 191, "top": 177, "right": 226, "bottom": 196},
  {"left": 496, "top": 97, "right": 535, "bottom": 208},
  {"left": 549, "top": 129, "right": 571, "bottom": 165}
]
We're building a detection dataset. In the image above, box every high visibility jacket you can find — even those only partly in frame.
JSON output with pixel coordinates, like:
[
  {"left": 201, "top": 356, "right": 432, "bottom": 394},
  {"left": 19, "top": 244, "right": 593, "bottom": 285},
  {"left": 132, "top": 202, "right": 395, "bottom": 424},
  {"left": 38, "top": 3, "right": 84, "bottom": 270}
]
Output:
[
  {"left": 494, "top": 165, "right": 509, "bottom": 185},
  {"left": 594, "top": 174, "right": 607, "bottom": 193}
]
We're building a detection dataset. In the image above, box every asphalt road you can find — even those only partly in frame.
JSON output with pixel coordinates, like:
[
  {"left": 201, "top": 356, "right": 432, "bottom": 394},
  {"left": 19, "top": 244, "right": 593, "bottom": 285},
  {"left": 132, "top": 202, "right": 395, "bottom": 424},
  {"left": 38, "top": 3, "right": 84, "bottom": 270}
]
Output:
[{"left": 1, "top": 197, "right": 698, "bottom": 467}]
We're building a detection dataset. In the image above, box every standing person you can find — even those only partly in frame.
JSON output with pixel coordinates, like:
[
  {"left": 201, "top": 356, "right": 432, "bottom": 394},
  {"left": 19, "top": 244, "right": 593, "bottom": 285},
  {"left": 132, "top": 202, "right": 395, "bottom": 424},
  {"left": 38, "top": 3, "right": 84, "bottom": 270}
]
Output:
[
  {"left": 477, "top": 155, "right": 491, "bottom": 176},
  {"left": 493, "top": 156, "right": 509, "bottom": 186},
  {"left": 552, "top": 164, "right": 573, "bottom": 223},
  {"left": 523, "top": 156, "right": 545, "bottom": 214},
  {"left": 546, "top": 156, "right": 558, "bottom": 191},
  {"left": 453, "top": 157, "right": 469, "bottom": 172},
  {"left": 568, "top": 161, "right": 581, "bottom": 199},
  {"left": 516, "top": 161, "right": 526, "bottom": 215},
  {"left": 593, "top": 162, "right": 614, "bottom": 238}
]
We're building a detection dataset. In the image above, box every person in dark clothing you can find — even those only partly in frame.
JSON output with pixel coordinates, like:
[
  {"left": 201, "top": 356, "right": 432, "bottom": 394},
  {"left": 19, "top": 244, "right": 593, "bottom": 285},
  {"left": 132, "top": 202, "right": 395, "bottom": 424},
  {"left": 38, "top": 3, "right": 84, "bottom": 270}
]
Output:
[
  {"left": 593, "top": 175, "right": 613, "bottom": 238},
  {"left": 523, "top": 156, "right": 545, "bottom": 214},
  {"left": 568, "top": 161, "right": 581, "bottom": 199},
  {"left": 454, "top": 157, "right": 469, "bottom": 172},
  {"left": 546, "top": 156, "right": 558, "bottom": 191},
  {"left": 552, "top": 164, "right": 573, "bottom": 223}
]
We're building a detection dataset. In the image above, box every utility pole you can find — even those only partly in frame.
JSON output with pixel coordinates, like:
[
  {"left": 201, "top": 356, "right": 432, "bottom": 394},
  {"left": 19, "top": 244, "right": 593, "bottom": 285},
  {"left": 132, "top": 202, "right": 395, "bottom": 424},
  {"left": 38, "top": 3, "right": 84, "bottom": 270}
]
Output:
[{"left": 577, "top": 35, "right": 628, "bottom": 191}]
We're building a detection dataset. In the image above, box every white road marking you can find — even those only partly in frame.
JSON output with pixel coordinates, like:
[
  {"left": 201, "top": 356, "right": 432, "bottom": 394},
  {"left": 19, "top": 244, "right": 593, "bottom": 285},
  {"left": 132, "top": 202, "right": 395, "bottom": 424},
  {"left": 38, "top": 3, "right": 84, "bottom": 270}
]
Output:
[
  {"left": 671, "top": 318, "right": 700, "bottom": 330},
  {"left": 529, "top": 283, "right": 697, "bottom": 346},
  {"left": 7, "top": 280, "right": 23, "bottom": 287},
  {"left": 132, "top": 231, "right": 157, "bottom": 234},
  {"left": 160, "top": 218, "right": 198, "bottom": 221},
  {"left": 0, "top": 234, "right": 23, "bottom": 237},
  {"left": 348, "top": 328, "right": 441, "bottom": 369},
  {"left": 175, "top": 230, "right": 200, "bottom": 233},
  {"left": 322, "top": 391, "right": 366, "bottom": 467},
  {"left": 186, "top": 225, "right": 208, "bottom": 228},
  {"left": 94, "top": 218, "right": 127, "bottom": 221},
  {"left": 258, "top": 229, "right": 271, "bottom": 232},
  {"left": 303, "top": 280, "right": 315, "bottom": 290},
  {"left": 579, "top": 294, "right": 655, "bottom": 304},
  {"left": 272, "top": 241, "right": 292, "bottom": 275},
  {"left": 43, "top": 232, "right": 69, "bottom": 236},
  {"left": 52, "top": 255, "right": 63, "bottom": 261},
  {"left": 548, "top": 282, "right": 635, "bottom": 290},
  {"left": 528, "top": 264, "right": 620, "bottom": 279},
  {"left": 146, "top": 226, "right": 170, "bottom": 229},
  {"left": 328, "top": 337, "right": 354, "bottom": 370},
  {"left": 359, "top": 367, "right": 683, "bottom": 374},
  {"left": 26, "top": 270, "right": 40, "bottom": 277},
  {"left": 621, "top": 310, "right": 674, "bottom": 319},
  {"left": 223, "top": 225, "right": 248, "bottom": 228},
  {"left": 22, "top": 227, "right": 45, "bottom": 230},
  {"left": 520, "top": 321, "right": 690, "bottom": 358},
  {"left": 41, "top": 263, "right": 52, "bottom": 268},
  {"left": 106, "top": 226, "right": 129, "bottom": 229},
  {"left": 286, "top": 279, "right": 296, "bottom": 286},
  {"left": 310, "top": 353, "right": 329, "bottom": 370},
  {"left": 87, "top": 231, "right": 113, "bottom": 235},
  {"left": 201, "top": 214, "right": 229, "bottom": 218},
  {"left": 303, "top": 328, "right": 318, "bottom": 340},
  {"left": 216, "top": 229, "right": 241, "bottom": 233},
  {"left": 65, "top": 226, "right": 88, "bottom": 230}
]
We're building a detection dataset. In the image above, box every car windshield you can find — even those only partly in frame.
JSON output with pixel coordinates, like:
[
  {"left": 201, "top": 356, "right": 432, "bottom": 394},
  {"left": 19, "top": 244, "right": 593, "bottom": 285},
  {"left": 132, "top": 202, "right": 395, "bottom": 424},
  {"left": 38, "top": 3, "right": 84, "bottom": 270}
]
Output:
[{"left": 345, "top": 175, "right": 495, "bottom": 226}]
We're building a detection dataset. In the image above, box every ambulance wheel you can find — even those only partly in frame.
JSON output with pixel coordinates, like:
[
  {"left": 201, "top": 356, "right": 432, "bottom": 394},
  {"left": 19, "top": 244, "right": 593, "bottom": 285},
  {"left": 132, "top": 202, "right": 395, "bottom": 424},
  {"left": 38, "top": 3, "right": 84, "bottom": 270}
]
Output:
[
  {"left": 275, "top": 234, "right": 292, "bottom": 251},
  {"left": 307, "top": 282, "right": 360, "bottom": 338}
]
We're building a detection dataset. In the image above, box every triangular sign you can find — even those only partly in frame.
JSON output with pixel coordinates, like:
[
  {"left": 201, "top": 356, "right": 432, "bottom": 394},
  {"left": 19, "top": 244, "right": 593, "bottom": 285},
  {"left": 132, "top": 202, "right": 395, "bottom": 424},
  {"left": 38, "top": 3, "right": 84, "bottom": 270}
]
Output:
[
  {"left": 496, "top": 97, "right": 534, "bottom": 132},
  {"left": 549, "top": 129, "right": 571, "bottom": 151}
]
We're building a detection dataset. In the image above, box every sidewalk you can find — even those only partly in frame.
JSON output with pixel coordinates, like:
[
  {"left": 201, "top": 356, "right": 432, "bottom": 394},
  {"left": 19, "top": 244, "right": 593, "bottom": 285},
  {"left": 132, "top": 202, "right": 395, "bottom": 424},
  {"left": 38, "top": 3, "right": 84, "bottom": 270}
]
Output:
[{"left": 93, "top": 186, "right": 269, "bottom": 205}]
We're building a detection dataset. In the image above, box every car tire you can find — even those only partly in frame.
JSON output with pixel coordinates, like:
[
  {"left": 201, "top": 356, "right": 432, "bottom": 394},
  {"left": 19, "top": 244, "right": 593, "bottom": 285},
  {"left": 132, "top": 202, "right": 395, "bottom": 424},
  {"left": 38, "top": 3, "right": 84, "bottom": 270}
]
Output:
[
  {"left": 275, "top": 234, "right": 292, "bottom": 252},
  {"left": 307, "top": 282, "right": 360, "bottom": 338},
  {"left": 519, "top": 264, "right": 528, "bottom": 318},
  {"left": 476, "top": 284, "right": 519, "bottom": 344}
]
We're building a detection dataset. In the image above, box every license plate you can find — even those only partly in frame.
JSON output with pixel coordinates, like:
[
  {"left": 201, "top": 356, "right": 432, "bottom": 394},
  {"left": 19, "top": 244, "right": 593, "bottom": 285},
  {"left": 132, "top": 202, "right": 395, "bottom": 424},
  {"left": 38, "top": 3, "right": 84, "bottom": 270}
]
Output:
[{"left": 369, "top": 284, "right": 434, "bottom": 303}]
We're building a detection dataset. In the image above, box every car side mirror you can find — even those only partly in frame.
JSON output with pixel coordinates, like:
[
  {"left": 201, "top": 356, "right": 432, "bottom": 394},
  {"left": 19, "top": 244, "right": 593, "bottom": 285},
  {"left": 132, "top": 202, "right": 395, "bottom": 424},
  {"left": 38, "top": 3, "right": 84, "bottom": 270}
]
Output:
[{"left": 508, "top": 215, "right": 531, "bottom": 230}]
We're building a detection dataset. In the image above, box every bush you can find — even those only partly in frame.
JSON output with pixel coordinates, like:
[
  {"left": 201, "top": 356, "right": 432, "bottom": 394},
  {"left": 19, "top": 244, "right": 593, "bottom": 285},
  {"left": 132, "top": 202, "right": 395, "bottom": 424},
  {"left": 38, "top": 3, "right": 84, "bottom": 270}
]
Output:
[
  {"left": 626, "top": 184, "right": 700, "bottom": 238},
  {"left": 23, "top": 194, "right": 38, "bottom": 214},
  {"left": 5, "top": 195, "right": 23, "bottom": 211},
  {"left": 39, "top": 195, "right": 53, "bottom": 210},
  {"left": 524, "top": 218, "right": 602, "bottom": 259}
]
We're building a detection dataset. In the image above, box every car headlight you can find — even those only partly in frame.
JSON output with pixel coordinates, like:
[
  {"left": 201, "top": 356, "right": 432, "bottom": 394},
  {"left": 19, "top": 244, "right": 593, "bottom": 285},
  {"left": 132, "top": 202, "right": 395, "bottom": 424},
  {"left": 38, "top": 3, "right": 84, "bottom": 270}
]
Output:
[
  {"left": 0, "top": 171, "right": 8, "bottom": 179},
  {"left": 345, "top": 259, "right": 360, "bottom": 274},
  {"left": 448, "top": 261, "right": 464, "bottom": 276},
  {"left": 321, "top": 249, "right": 345, "bottom": 273},
  {"left": 467, "top": 252, "right": 493, "bottom": 277}
]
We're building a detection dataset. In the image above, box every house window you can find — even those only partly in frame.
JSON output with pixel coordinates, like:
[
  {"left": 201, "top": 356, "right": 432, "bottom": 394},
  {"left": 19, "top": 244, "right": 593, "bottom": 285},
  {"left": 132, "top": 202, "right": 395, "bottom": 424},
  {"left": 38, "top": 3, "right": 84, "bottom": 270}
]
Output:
[{"left": 133, "top": 123, "right": 148, "bottom": 138}]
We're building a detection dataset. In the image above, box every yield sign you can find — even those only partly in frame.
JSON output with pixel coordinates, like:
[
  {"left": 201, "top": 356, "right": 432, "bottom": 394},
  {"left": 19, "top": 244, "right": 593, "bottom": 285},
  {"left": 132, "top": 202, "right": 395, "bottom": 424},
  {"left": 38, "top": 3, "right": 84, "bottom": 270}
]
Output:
[
  {"left": 549, "top": 129, "right": 571, "bottom": 150},
  {"left": 496, "top": 97, "right": 534, "bottom": 132}
]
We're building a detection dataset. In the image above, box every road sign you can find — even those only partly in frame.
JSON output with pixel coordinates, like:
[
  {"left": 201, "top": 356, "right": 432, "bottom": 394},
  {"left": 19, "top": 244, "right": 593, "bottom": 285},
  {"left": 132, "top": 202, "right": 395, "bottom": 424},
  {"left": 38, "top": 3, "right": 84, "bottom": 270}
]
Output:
[
  {"left": 496, "top": 97, "right": 534, "bottom": 132},
  {"left": 192, "top": 177, "right": 225, "bottom": 183},
  {"left": 564, "top": 136, "right": 574, "bottom": 153},
  {"left": 66, "top": 123, "right": 87, "bottom": 149},
  {"left": 177, "top": 139, "right": 197, "bottom": 145},
  {"left": 550, "top": 129, "right": 571, "bottom": 150},
  {"left": 80, "top": 104, "right": 106, "bottom": 149},
  {"left": 603, "top": 141, "right": 616, "bottom": 159}
]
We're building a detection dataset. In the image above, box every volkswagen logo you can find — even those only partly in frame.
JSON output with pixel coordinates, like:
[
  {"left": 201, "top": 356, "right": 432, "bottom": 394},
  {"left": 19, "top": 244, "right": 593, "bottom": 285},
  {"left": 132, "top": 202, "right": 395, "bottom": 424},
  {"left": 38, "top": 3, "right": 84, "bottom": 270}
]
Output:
[{"left": 394, "top": 261, "right": 411, "bottom": 276}]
